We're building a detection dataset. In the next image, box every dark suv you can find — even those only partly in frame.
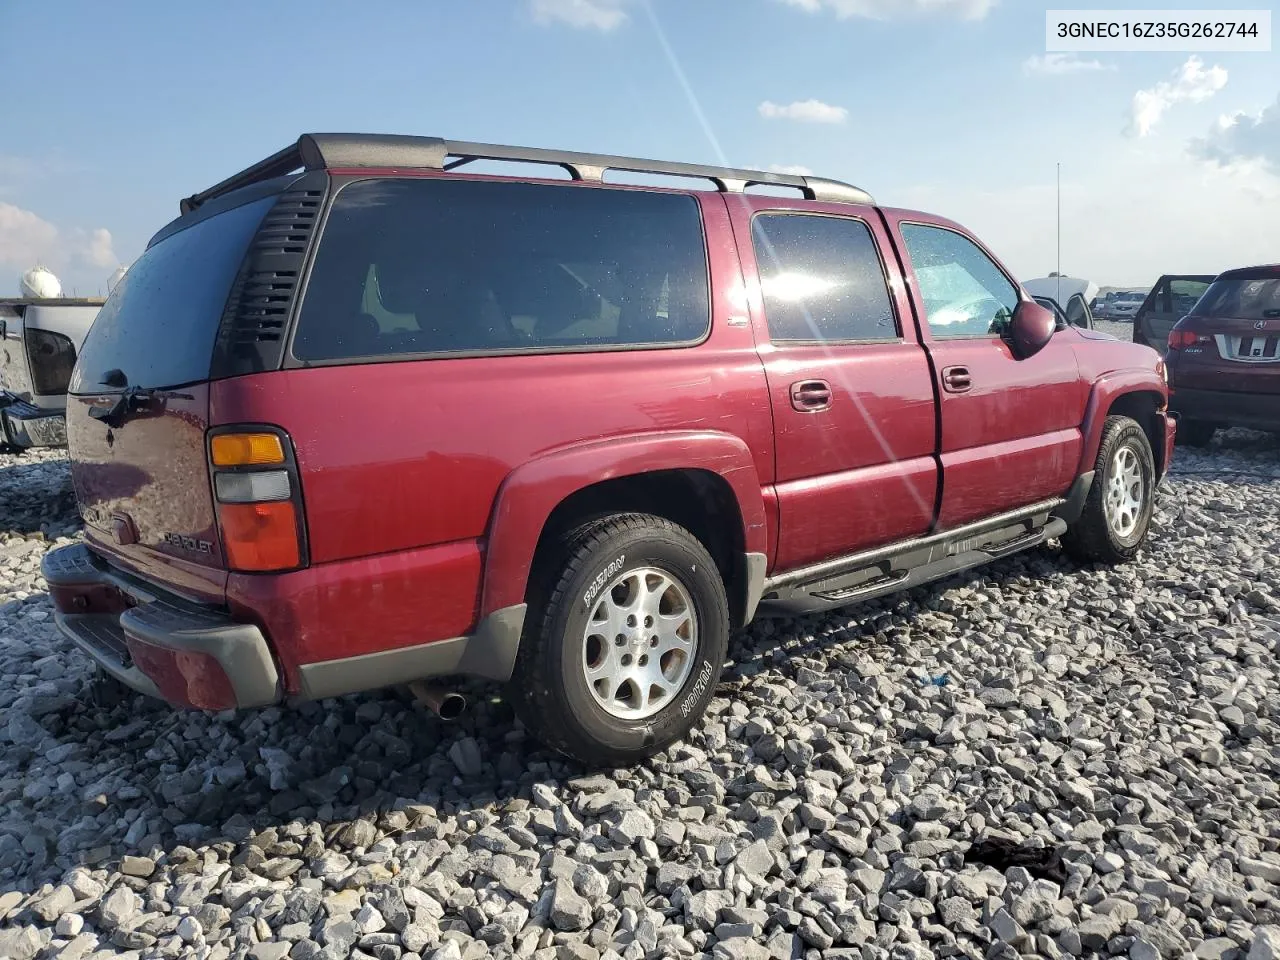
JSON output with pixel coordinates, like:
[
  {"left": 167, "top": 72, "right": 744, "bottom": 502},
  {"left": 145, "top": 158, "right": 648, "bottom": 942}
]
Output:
[
  {"left": 44, "top": 134, "right": 1174, "bottom": 765},
  {"left": 1165, "top": 265, "right": 1280, "bottom": 445}
]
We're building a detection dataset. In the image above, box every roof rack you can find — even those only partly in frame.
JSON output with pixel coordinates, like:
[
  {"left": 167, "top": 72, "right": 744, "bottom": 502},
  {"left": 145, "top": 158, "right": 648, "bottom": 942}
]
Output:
[{"left": 180, "top": 133, "right": 874, "bottom": 214}]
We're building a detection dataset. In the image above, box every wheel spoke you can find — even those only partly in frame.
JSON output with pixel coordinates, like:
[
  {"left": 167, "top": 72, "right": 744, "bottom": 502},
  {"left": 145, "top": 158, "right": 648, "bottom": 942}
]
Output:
[{"left": 579, "top": 563, "right": 700, "bottom": 721}]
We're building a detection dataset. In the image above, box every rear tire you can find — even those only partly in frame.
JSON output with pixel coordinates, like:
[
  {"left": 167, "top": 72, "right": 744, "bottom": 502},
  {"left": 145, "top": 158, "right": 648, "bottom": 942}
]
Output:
[
  {"left": 509, "top": 513, "right": 729, "bottom": 767},
  {"left": 1062, "top": 416, "right": 1156, "bottom": 565},
  {"left": 1175, "top": 419, "right": 1216, "bottom": 447}
]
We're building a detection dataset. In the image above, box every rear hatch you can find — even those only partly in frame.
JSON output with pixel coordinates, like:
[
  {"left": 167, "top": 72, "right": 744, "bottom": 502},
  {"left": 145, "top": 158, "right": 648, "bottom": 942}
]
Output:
[
  {"left": 67, "top": 192, "right": 280, "bottom": 600},
  {"left": 1168, "top": 269, "right": 1280, "bottom": 394}
]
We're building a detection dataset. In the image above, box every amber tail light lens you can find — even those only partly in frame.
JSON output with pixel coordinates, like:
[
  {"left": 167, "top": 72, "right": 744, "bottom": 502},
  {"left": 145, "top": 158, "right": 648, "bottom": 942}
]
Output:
[{"left": 208, "top": 428, "right": 306, "bottom": 573}]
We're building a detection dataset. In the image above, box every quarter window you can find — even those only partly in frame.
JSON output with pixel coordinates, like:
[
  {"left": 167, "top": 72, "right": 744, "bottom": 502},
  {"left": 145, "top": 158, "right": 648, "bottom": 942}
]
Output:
[
  {"left": 294, "top": 178, "right": 710, "bottom": 361},
  {"left": 750, "top": 214, "right": 898, "bottom": 343},
  {"left": 900, "top": 224, "right": 1019, "bottom": 339}
]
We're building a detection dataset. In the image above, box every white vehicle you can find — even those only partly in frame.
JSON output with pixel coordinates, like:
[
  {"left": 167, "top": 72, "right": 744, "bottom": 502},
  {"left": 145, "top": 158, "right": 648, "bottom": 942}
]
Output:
[
  {"left": 0, "top": 268, "right": 105, "bottom": 450},
  {"left": 1108, "top": 291, "right": 1146, "bottom": 322},
  {"left": 1022, "top": 276, "right": 1098, "bottom": 329}
]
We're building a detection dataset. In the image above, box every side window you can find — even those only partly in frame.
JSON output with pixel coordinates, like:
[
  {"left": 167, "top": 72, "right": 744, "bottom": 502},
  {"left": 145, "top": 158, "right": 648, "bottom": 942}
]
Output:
[
  {"left": 293, "top": 178, "right": 709, "bottom": 362},
  {"left": 899, "top": 224, "right": 1019, "bottom": 339},
  {"left": 750, "top": 213, "right": 898, "bottom": 342},
  {"left": 1066, "top": 294, "right": 1089, "bottom": 328}
]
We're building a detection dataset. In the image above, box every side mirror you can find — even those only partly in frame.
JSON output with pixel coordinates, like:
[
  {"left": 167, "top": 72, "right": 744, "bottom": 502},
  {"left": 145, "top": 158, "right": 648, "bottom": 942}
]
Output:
[{"left": 1009, "top": 300, "right": 1056, "bottom": 359}]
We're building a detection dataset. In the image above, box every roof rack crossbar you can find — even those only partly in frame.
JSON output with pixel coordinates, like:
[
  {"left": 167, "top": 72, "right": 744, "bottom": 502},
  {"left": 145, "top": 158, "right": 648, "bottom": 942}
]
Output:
[{"left": 180, "top": 133, "right": 874, "bottom": 214}]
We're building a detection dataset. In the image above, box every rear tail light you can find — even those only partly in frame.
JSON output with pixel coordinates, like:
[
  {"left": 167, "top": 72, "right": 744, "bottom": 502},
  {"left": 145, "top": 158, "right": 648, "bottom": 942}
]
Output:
[
  {"left": 1167, "top": 320, "right": 1210, "bottom": 351},
  {"left": 25, "top": 328, "right": 77, "bottom": 396},
  {"left": 208, "top": 427, "right": 306, "bottom": 573}
]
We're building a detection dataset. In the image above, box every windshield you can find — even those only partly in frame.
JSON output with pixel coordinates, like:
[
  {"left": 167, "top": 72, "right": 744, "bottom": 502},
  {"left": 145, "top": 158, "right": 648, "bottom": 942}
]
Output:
[
  {"left": 1194, "top": 274, "right": 1280, "bottom": 321},
  {"left": 69, "top": 196, "right": 273, "bottom": 393}
]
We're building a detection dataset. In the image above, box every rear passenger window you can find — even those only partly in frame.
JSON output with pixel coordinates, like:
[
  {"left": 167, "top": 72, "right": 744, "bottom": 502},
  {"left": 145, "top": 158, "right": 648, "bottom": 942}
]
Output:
[
  {"left": 750, "top": 214, "right": 897, "bottom": 342},
  {"left": 293, "top": 179, "right": 709, "bottom": 361}
]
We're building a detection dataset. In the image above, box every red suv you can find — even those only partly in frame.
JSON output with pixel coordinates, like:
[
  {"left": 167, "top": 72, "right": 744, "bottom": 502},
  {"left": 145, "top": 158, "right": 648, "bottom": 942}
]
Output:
[
  {"left": 1164, "top": 265, "right": 1280, "bottom": 446},
  {"left": 44, "top": 134, "right": 1174, "bottom": 765}
]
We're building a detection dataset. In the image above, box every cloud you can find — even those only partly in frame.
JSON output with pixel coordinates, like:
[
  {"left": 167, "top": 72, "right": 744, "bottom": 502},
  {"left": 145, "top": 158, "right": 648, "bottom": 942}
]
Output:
[
  {"left": 769, "top": 164, "right": 815, "bottom": 176},
  {"left": 1023, "top": 53, "right": 1112, "bottom": 76},
  {"left": 530, "top": 0, "right": 629, "bottom": 30},
  {"left": 759, "top": 99, "right": 848, "bottom": 124},
  {"left": 0, "top": 202, "right": 118, "bottom": 293},
  {"left": 1190, "top": 95, "right": 1280, "bottom": 173},
  {"left": 75, "top": 227, "right": 117, "bottom": 268},
  {"left": 895, "top": 149, "right": 1280, "bottom": 288},
  {"left": 0, "top": 202, "right": 59, "bottom": 268},
  {"left": 777, "top": 0, "right": 996, "bottom": 20},
  {"left": 1129, "top": 56, "right": 1228, "bottom": 137}
]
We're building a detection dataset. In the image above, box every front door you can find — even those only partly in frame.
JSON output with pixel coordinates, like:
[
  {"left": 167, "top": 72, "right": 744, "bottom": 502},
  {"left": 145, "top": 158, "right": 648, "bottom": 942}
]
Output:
[
  {"left": 727, "top": 197, "right": 938, "bottom": 572},
  {"left": 886, "top": 215, "right": 1088, "bottom": 530}
]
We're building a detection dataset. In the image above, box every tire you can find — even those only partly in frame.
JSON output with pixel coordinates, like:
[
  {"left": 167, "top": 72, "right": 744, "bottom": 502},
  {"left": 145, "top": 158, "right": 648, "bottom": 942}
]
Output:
[
  {"left": 1062, "top": 415, "right": 1156, "bottom": 565},
  {"left": 510, "top": 513, "right": 729, "bottom": 767},
  {"left": 1175, "top": 419, "right": 1216, "bottom": 447}
]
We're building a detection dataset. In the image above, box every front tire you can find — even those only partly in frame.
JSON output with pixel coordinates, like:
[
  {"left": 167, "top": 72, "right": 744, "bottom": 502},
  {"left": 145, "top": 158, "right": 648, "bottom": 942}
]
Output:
[
  {"left": 510, "top": 513, "right": 729, "bottom": 767},
  {"left": 1062, "top": 415, "right": 1156, "bottom": 565}
]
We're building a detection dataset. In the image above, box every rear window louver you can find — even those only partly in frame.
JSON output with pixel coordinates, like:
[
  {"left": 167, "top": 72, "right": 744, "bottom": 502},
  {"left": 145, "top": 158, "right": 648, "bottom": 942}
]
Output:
[{"left": 211, "top": 172, "right": 328, "bottom": 379}]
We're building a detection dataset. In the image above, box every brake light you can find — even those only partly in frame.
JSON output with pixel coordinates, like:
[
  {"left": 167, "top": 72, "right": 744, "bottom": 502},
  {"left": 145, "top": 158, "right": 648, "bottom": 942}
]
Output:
[
  {"left": 209, "top": 429, "right": 305, "bottom": 573},
  {"left": 1167, "top": 325, "right": 1210, "bottom": 351}
]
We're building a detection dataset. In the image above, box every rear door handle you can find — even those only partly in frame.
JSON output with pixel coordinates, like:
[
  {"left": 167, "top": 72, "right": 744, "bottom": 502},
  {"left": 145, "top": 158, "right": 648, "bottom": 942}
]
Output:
[
  {"left": 790, "top": 379, "right": 832, "bottom": 412},
  {"left": 941, "top": 366, "right": 972, "bottom": 393}
]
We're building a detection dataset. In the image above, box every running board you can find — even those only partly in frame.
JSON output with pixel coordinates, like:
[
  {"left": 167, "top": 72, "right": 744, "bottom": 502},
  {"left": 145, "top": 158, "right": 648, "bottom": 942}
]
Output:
[{"left": 760, "top": 499, "right": 1070, "bottom": 616}]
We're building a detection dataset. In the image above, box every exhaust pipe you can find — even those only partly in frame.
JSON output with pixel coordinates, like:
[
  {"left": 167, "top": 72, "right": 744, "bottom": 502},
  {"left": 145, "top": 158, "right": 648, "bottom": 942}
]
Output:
[{"left": 408, "top": 681, "right": 467, "bottom": 721}]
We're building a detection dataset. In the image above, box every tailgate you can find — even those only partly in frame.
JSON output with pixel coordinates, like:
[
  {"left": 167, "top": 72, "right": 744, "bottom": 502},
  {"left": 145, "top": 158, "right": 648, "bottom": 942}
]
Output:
[{"left": 68, "top": 385, "right": 229, "bottom": 602}]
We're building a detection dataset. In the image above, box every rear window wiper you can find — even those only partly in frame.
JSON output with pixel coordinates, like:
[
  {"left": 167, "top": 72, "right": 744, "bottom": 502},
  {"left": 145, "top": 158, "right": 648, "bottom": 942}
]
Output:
[{"left": 87, "top": 372, "right": 193, "bottom": 427}]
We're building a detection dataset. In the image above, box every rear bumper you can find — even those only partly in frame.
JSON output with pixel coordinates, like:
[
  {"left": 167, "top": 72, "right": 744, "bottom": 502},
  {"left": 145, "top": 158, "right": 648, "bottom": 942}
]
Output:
[
  {"left": 42, "top": 543, "right": 279, "bottom": 710},
  {"left": 1169, "top": 387, "right": 1280, "bottom": 431},
  {"left": 43, "top": 541, "right": 526, "bottom": 709},
  {"left": 0, "top": 394, "right": 66, "bottom": 448}
]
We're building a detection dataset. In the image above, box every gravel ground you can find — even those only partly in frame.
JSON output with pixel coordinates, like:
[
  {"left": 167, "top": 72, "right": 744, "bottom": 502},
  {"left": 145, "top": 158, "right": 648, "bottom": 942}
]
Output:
[{"left": 2, "top": 420, "right": 1279, "bottom": 960}]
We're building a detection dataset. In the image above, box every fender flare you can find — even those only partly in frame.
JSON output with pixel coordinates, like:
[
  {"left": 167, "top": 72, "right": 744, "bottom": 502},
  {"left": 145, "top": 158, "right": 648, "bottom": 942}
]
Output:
[
  {"left": 479, "top": 430, "right": 768, "bottom": 619},
  {"left": 1077, "top": 369, "right": 1168, "bottom": 474}
]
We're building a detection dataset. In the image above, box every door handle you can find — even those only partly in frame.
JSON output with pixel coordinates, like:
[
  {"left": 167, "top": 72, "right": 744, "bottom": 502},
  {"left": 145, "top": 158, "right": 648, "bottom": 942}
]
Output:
[
  {"left": 790, "top": 379, "right": 832, "bottom": 412},
  {"left": 941, "top": 366, "right": 972, "bottom": 393}
]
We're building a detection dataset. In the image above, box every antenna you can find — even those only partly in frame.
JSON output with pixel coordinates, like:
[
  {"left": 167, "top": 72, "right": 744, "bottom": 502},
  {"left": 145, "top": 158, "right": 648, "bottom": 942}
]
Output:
[{"left": 1056, "top": 161, "right": 1062, "bottom": 308}]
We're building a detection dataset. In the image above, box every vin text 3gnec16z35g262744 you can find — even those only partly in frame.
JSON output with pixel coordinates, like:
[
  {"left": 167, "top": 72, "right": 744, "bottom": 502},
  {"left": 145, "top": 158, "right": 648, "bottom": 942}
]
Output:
[{"left": 43, "top": 134, "right": 1174, "bottom": 766}]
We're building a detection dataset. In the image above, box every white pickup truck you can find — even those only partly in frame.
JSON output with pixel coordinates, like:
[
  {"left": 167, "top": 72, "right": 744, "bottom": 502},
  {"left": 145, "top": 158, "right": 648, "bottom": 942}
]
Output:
[{"left": 0, "top": 297, "right": 104, "bottom": 450}]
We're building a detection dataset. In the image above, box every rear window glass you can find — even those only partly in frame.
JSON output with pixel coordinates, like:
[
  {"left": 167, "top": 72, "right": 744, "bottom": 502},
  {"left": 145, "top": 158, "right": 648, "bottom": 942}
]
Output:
[
  {"left": 750, "top": 213, "right": 897, "bottom": 342},
  {"left": 293, "top": 178, "right": 710, "bottom": 362},
  {"left": 1194, "top": 275, "right": 1280, "bottom": 321},
  {"left": 70, "top": 196, "right": 273, "bottom": 392}
]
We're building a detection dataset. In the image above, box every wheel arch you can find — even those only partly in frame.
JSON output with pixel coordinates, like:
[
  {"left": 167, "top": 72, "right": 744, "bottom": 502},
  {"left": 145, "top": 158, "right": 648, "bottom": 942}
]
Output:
[
  {"left": 480, "top": 431, "right": 768, "bottom": 630},
  {"left": 1078, "top": 371, "right": 1170, "bottom": 477}
]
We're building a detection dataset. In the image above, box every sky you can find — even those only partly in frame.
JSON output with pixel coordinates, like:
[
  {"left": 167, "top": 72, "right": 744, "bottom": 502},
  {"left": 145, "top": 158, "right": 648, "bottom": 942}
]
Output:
[{"left": 1, "top": 0, "right": 1278, "bottom": 294}]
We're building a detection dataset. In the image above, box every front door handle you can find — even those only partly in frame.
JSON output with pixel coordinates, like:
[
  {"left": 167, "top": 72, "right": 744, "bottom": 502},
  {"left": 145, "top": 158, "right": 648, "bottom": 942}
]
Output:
[
  {"left": 790, "top": 379, "right": 832, "bottom": 412},
  {"left": 941, "top": 365, "right": 972, "bottom": 393}
]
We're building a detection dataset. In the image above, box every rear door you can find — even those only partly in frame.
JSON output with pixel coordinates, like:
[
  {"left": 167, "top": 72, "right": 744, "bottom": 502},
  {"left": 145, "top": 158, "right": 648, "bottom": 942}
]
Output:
[
  {"left": 1134, "top": 275, "right": 1214, "bottom": 349},
  {"left": 726, "top": 196, "right": 938, "bottom": 572},
  {"left": 67, "top": 191, "right": 280, "bottom": 601},
  {"left": 884, "top": 212, "right": 1087, "bottom": 530}
]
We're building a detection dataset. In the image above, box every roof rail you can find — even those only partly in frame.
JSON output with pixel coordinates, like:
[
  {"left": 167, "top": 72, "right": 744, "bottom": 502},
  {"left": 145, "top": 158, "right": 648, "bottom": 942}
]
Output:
[{"left": 179, "top": 133, "right": 874, "bottom": 214}]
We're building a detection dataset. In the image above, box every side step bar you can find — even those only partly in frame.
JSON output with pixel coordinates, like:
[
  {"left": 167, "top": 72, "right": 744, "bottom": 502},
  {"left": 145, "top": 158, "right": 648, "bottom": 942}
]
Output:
[{"left": 758, "top": 475, "right": 1091, "bottom": 616}]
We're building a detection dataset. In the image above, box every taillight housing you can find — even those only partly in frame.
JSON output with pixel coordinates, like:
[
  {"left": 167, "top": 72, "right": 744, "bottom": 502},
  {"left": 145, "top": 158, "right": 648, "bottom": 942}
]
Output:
[
  {"left": 25, "top": 328, "right": 77, "bottom": 396},
  {"left": 1167, "top": 319, "right": 1210, "bottom": 352},
  {"left": 207, "top": 427, "right": 307, "bottom": 573}
]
